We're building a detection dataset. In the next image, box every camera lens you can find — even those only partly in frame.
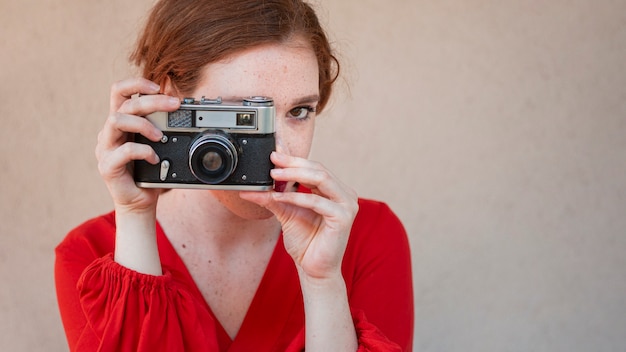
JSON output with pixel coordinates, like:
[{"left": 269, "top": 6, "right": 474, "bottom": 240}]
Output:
[{"left": 189, "top": 131, "right": 238, "bottom": 184}]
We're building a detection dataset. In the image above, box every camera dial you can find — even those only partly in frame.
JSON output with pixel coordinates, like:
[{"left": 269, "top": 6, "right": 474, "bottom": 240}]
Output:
[{"left": 243, "top": 96, "right": 273, "bottom": 107}]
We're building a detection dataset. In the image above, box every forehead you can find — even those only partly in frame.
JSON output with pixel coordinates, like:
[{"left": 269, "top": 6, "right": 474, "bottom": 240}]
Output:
[{"left": 195, "top": 39, "right": 319, "bottom": 103}]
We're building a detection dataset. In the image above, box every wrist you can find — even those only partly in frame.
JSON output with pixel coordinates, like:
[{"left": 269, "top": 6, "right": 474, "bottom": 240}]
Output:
[
  {"left": 114, "top": 201, "right": 158, "bottom": 217},
  {"left": 297, "top": 269, "right": 358, "bottom": 351},
  {"left": 298, "top": 268, "right": 350, "bottom": 309},
  {"left": 298, "top": 268, "right": 346, "bottom": 292},
  {"left": 114, "top": 206, "right": 162, "bottom": 275}
]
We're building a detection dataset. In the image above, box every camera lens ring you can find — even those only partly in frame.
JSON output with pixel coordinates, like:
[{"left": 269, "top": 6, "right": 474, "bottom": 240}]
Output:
[{"left": 189, "top": 131, "right": 238, "bottom": 184}]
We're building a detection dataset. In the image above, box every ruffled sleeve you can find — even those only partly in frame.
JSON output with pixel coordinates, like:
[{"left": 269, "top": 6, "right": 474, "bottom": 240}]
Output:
[
  {"left": 352, "top": 309, "right": 402, "bottom": 352},
  {"left": 75, "top": 254, "right": 218, "bottom": 352}
]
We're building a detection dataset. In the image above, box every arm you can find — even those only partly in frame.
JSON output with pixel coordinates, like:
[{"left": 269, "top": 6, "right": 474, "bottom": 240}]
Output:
[
  {"left": 299, "top": 271, "right": 357, "bottom": 351},
  {"left": 295, "top": 199, "right": 413, "bottom": 351},
  {"left": 56, "top": 237, "right": 220, "bottom": 351},
  {"left": 113, "top": 208, "right": 161, "bottom": 275},
  {"left": 95, "top": 78, "right": 180, "bottom": 275},
  {"left": 54, "top": 78, "right": 204, "bottom": 351},
  {"left": 242, "top": 154, "right": 413, "bottom": 351},
  {"left": 241, "top": 152, "right": 359, "bottom": 351}
]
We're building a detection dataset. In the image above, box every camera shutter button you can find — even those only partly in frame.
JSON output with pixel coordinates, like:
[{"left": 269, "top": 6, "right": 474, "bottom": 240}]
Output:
[{"left": 160, "top": 160, "right": 170, "bottom": 181}]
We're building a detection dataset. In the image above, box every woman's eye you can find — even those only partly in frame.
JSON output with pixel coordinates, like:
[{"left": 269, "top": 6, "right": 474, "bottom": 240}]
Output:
[{"left": 288, "top": 106, "right": 316, "bottom": 120}]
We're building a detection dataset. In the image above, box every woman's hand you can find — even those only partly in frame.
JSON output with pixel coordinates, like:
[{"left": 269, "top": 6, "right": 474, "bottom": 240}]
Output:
[
  {"left": 96, "top": 78, "right": 180, "bottom": 274},
  {"left": 95, "top": 78, "right": 180, "bottom": 213},
  {"left": 241, "top": 151, "right": 360, "bottom": 350},
  {"left": 240, "top": 151, "right": 359, "bottom": 280}
]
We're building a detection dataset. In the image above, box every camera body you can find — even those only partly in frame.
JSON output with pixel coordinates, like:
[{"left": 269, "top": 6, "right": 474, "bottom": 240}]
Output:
[{"left": 133, "top": 96, "right": 275, "bottom": 191}]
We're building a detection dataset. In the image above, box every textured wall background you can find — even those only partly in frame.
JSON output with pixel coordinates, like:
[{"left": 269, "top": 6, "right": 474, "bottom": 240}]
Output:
[{"left": 1, "top": 0, "right": 625, "bottom": 351}]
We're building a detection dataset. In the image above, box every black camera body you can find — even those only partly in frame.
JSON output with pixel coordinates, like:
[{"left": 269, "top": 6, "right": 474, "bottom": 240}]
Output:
[{"left": 133, "top": 96, "right": 275, "bottom": 191}]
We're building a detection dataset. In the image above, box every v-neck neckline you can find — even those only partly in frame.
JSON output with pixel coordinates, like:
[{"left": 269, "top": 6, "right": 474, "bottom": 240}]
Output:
[{"left": 155, "top": 221, "right": 303, "bottom": 351}]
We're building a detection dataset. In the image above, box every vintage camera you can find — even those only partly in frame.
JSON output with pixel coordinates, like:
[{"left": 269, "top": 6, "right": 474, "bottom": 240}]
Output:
[{"left": 133, "top": 96, "right": 275, "bottom": 191}]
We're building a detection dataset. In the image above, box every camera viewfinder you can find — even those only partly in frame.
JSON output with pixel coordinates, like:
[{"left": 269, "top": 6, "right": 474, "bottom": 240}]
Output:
[{"left": 237, "top": 113, "right": 255, "bottom": 126}]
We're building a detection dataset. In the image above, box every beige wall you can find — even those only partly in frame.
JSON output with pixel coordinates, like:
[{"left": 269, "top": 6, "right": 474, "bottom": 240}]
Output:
[{"left": 1, "top": 0, "right": 625, "bottom": 351}]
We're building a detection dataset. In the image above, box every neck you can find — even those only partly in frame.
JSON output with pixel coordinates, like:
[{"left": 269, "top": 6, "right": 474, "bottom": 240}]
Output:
[{"left": 156, "top": 189, "right": 281, "bottom": 251}]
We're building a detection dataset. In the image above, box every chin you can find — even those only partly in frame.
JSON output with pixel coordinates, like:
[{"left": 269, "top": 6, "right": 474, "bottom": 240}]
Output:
[
  {"left": 239, "top": 203, "right": 275, "bottom": 220},
  {"left": 210, "top": 190, "right": 275, "bottom": 220}
]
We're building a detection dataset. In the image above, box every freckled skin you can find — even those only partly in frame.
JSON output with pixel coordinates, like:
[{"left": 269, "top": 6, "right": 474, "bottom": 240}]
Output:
[
  {"left": 154, "top": 40, "right": 322, "bottom": 337},
  {"left": 187, "top": 38, "right": 320, "bottom": 220}
]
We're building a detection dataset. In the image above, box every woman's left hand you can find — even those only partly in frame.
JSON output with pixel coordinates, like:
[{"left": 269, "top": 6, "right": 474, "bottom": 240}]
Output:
[{"left": 240, "top": 151, "right": 359, "bottom": 280}]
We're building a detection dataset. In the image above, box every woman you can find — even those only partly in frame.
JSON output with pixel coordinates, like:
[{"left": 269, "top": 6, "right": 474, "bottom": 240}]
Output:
[{"left": 55, "top": 0, "right": 414, "bottom": 350}]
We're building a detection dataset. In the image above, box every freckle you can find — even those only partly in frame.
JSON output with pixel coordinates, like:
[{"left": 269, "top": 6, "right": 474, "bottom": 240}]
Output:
[
  {"left": 208, "top": 260, "right": 212, "bottom": 264},
  {"left": 182, "top": 243, "right": 186, "bottom": 249}
]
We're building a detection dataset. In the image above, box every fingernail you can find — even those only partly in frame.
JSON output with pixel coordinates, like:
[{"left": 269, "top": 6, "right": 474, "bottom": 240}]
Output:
[
  {"left": 168, "top": 97, "right": 180, "bottom": 105},
  {"left": 270, "top": 168, "right": 284, "bottom": 176},
  {"left": 271, "top": 151, "right": 283, "bottom": 160},
  {"left": 149, "top": 82, "right": 161, "bottom": 92}
]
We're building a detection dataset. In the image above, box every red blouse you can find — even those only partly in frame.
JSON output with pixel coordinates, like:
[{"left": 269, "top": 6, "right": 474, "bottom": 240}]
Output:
[{"left": 55, "top": 198, "right": 414, "bottom": 351}]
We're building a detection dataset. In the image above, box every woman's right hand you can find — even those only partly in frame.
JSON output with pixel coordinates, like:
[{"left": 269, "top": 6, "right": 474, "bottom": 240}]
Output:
[{"left": 95, "top": 78, "right": 180, "bottom": 214}]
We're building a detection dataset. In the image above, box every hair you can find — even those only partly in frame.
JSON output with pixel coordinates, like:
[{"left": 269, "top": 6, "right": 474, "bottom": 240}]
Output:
[{"left": 130, "top": 0, "right": 339, "bottom": 112}]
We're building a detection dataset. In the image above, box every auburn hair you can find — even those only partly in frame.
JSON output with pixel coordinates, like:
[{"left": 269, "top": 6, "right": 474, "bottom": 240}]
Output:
[{"left": 130, "top": 0, "right": 339, "bottom": 112}]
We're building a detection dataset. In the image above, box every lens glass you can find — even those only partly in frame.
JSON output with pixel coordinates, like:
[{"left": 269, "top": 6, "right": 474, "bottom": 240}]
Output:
[{"left": 202, "top": 151, "right": 223, "bottom": 173}]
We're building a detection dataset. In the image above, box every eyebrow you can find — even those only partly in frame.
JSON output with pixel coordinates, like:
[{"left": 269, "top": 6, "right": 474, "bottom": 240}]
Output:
[{"left": 292, "top": 94, "right": 320, "bottom": 106}]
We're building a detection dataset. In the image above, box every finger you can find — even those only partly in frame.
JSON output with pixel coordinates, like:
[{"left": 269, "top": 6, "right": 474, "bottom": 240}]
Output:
[
  {"left": 98, "top": 142, "right": 160, "bottom": 179},
  {"left": 270, "top": 165, "right": 357, "bottom": 207},
  {"left": 270, "top": 152, "right": 356, "bottom": 200},
  {"left": 99, "top": 112, "right": 164, "bottom": 149},
  {"left": 110, "top": 78, "right": 161, "bottom": 113},
  {"left": 267, "top": 191, "right": 353, "bottom": 225},
  {"left": 241, "top": 189, "right": 349, "bottom": 221},
  {"left": 117, "top": 93, "right": 180, "bottom": 117},
  {"left": 270, "top": 151, "right": 325, "bottom": 170}
]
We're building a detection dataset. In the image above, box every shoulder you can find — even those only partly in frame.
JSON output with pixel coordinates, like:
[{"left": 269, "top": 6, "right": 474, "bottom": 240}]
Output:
[
  {"left": 352, "top": 198, "right": 407, "bottom": 241},
  {"left": 345, "top": 197, "right": 410, "bottom": 262},
  {"left": 341, "top": 197, "right": 412, "bottom": 296},
  {"left": 55, "top": 211, "right": 117, "bottom": 260}
]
